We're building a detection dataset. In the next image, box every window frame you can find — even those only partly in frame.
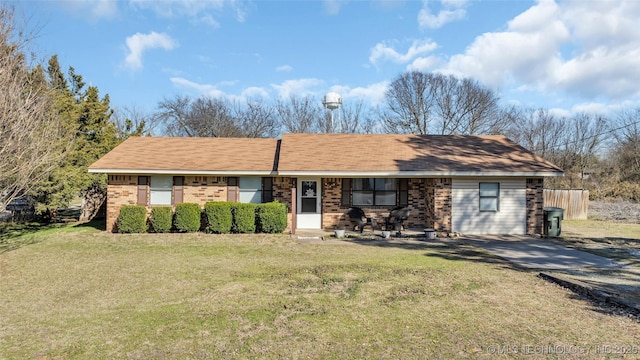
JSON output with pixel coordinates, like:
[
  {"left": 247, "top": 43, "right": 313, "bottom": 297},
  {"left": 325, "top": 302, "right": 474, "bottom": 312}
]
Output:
[
  {"left": 479, "top": 182, "right": 500, "bottom": 212},
  {"left": 262, "top": 177, "right": 274, "bottom": 203},
  {"left": 348, "top": 178, "right": 399, "bottom": 207},
  {"left": 149, "top": 176, "right": 173, "bottom": 206}
]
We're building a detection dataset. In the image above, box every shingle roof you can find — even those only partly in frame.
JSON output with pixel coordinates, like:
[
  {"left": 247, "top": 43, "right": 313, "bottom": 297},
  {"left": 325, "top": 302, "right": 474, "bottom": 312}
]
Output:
[
  {"left": 88, "top": 137, "right": 278, "bottom": 174},
  {"left": 277, "top": 133, "right": 563, "bottom": 175},
  {"left": 89, "top": 134, "right": 563, "bottom": 176}
]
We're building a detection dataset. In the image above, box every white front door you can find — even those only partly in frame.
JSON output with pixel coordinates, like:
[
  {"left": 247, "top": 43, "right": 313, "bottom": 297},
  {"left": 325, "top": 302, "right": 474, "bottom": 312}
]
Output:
[{"left": 297, "top": 178, "right": 322, "bottom": 229}]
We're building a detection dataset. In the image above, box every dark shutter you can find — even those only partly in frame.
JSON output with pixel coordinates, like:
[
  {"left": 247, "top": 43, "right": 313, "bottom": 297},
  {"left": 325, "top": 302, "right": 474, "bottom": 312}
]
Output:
[
  {"left": 341, "top": 178, "right": 351, "bottom": 206},
  {"left": 262, "top": 177, "right": 273, "bottom": 203},
  {"left": 137, "top": 176, "right": 149, "bottom": 205},
  {"left": 227, "top": 177, "right": 239, "bottom": 202},
  {"left": 398, "top": 178, "right": 409, "bottom": 206},
  {"left": 173, "top": 176, "right": 184, "bottom": 205}
]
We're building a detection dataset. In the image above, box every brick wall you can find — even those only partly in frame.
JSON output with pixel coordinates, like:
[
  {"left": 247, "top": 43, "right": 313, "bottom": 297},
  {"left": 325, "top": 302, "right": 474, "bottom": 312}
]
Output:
[
  {"left": 272, "top": 177, "right": 293, "bottom": 232},
  {"left": 526, "top": 177, "right": 544, "bottom": 235},
  {"left": 425, "top": 178, "right": 452, "bottom": 232},
  {"left": 106, "top": 175, "right": 139, "bottom": 232},
  {"left": 321, "top": 178, "right": 437, "bottom": 231},
  {"left": 182, "top": 176, "right": 228, "bottom": 204}
]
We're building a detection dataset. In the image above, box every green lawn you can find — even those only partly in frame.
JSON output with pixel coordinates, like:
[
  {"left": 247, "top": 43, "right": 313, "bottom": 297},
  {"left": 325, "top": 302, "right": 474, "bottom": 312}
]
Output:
[{"left": 1, "top": 223, "right": 639, "bottom": 359}]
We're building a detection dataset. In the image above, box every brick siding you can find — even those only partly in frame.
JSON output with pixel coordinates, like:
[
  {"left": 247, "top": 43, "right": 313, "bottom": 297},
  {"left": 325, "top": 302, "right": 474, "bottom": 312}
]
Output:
[
  {"left": 105, "top": 175, "right": 139, "bottom": 232},
  {"left": 321, "top": 178, "right": 450, "bottom": 231},
  {"left": 526, "top": 177, "right": 544, "bottom": 235}
]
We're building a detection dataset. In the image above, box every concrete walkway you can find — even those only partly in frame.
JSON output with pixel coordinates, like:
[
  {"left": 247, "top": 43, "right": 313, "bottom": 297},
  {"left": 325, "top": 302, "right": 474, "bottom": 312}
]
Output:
[{"left": 462, "top": 235, "right": 623, "bottom": 270}]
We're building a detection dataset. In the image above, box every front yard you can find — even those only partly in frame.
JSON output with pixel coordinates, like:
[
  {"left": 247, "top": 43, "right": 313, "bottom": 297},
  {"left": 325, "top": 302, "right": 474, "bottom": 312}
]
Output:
[{"left": 1, "top": 222, "right": 639, "bottom": 359}]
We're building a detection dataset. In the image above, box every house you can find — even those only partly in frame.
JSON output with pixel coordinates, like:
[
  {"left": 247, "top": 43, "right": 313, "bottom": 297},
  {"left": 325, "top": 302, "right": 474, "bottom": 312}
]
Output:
[{"left": 88, "top": 133, "right": 563, "bottom": 234}]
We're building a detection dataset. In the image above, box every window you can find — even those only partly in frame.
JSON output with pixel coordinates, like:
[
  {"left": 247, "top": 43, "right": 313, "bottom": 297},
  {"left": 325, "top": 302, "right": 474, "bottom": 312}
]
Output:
[
  {"left": 479, "top": 182, "right": 499, "bottom": 212},
  {"left": 150, "top": 176, "right": 172, "bottom": 205},
  {"left": 262, "top": 177, "right": 273, "bottom": 203},
  {"left": 239, "top": 177, "right": 262, "bottom": 204},
  {"left": 351, "top": 178, "right": 397, "bottom": 206}
]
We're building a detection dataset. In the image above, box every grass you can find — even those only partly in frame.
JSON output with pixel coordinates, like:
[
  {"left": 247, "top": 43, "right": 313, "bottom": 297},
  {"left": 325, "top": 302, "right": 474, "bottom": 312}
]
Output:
[{"left": 1, "top": 223, "right": 639, "bottom": 359}]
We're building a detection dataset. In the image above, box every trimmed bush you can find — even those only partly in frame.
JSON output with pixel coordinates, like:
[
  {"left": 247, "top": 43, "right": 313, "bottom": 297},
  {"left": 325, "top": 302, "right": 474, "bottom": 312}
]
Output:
[
  {"left": 117, "top": 205, "right": 147, "bottom": 233},
  {"left": 231, "top": 203, "right": 257, "bottom": 233},
  {"left": 173, "top": 203, "right": 201, "bottom": 233},
  {"left": 257, "top": 201, "right": 287, "bottom": 233},
  {"left": 204, "top": 202, "right": 233, "bottom": 233},
  {"left": 150, "top": 206, "right": 173, "bottom": 233}
]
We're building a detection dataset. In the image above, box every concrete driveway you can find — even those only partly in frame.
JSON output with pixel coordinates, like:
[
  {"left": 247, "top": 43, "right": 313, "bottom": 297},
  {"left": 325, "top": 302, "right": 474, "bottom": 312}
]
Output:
[{"left": 462, "top": 235, "right": 623, "bottom": 270}]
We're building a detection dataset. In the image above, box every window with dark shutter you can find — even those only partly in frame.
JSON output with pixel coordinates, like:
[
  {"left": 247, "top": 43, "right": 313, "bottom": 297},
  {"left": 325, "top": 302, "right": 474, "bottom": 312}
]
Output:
[
  {"left": 262, "top": 177, "right": 273, "bottom": 203},
  {"left": 173, "top": 176, "right": 184, "bottom": 205},
  {"left": 341, "top": 178, "right": 351, "bottom": 206},
  {"left": 137, "top": 176, "right": 149, "bottom": 205},
  {"left": 227, "top": 177, "right": 239, "bottom": 202}
]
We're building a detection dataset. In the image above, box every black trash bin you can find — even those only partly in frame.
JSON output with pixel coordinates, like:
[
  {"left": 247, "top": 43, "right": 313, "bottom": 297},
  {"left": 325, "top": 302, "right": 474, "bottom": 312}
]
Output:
[{"left": 543, "top": 207, "right": 564, "bottom": 237}]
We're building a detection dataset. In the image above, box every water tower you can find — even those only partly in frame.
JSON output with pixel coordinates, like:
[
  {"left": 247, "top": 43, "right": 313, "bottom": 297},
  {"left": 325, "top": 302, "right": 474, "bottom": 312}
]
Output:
[{"left": 322, "top": 92, "right": 342, "bottom": 133}]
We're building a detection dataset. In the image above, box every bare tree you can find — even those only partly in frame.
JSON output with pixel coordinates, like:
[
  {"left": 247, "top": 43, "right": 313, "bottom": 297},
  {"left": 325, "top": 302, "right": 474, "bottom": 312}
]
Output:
[
  {"left": 337, "top": 99, "right": 376, "bottom": 134},
  {"left": 233, "top": 98, "right": 279, "bottom": 138},
  {"left": 612, "top": 108, "right": 640, "bottom": 182},
  {"left": 112, "top": 105, "right": 155, "bottom": 138},
  {"left": 381, "top": 71, "right": 433, "bottom": 134},
  {"left": 381, "top": 71, "right": 501, "bottom": 135},
  {"left": 504, "top": 108, "right": 568, "bottom": 162},
  {"left": 277, "top": 95, "right": 322, "bottom": 133},
  {"left": 0, "top": 5, "right": 68, "bottom": 211}
]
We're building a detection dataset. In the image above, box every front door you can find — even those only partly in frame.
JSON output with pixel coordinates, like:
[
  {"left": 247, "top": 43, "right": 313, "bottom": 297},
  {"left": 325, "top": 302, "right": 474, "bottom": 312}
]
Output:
[{"left": 297, "top": 178, "right": 322, "bottom": 229}]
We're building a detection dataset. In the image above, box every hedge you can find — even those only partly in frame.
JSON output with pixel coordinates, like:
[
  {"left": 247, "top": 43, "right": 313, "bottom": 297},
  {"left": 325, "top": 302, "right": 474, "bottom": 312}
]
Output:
[
  {"left": 173, "top": 203, "right": 201, "bottom": 233},
  {"left": 231, "top": 203, "right": 257, "bottom": 233},
  {"left": 117, "top": 205, "right": 147, "bottom": 233},
  {"left": 256, "top": 201, "right": 287, "bottom": 233},
  {"left": 150, "top": 206, "right": 172, "bottom": 233},
  {"left": 204, "top": 202, "right": 233, "bottom": 233}
]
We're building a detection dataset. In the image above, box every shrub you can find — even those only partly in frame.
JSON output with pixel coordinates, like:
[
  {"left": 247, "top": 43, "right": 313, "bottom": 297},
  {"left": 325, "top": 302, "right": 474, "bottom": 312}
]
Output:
[
  {"left": 231, "top": 203, "right": 256, "bottom": 233},
  {"left": 117, "top": 205, "right": 147, "bottom": 233},
  {"left": 204, "top": 202, "right": 233, "bottom": 233},
  {"left": 173, "top": 203, "right": 201, "bottom": 233},
  {"left": 256, "top": 201, "right": 287, "bottom": 233},
  {"left": 150, "top": 206, "right": 172, "bottom": 233}
]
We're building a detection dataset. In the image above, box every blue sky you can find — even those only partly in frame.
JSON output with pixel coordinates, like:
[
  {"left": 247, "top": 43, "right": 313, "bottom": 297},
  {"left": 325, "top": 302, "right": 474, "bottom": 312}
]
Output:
[{"left": 18, "top": 0, "right": 640, "bottom": 118}]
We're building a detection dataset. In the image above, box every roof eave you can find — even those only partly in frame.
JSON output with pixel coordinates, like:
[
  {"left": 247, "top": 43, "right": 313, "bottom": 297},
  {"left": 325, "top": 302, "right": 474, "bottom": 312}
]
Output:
[
  {"left": 275, "top": 170, "right": 565, "bottom": 177},
  {"left": 88, "top": 168, "right": 276, "bottom": 176}
]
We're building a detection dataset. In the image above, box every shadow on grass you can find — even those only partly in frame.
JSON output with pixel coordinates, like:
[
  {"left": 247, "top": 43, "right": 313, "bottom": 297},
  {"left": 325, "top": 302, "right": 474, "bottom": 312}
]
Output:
[
  {"left": 0, "top": 218, "right": 105, "bottom": 254},
  {"left": 72, "top": 218, "right": 105, "bottom": 231},
  {"left": 344, "top": 237, "right": 523, "bottom": 271}
]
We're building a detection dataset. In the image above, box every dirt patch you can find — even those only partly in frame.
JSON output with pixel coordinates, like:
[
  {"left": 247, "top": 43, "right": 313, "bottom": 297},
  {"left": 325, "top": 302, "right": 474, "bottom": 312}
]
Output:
[{"left": 590, "top": 200, "right": 640, "bottom": 223}]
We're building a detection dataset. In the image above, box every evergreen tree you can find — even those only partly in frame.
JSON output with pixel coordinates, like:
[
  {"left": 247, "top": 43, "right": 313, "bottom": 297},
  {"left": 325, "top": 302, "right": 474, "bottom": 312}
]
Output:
[{"left": 32, "top": 57, "right": 120, "bottom": 220}]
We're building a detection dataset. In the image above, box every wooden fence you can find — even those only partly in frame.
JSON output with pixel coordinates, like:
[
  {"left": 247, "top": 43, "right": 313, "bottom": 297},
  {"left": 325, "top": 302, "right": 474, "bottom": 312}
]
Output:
[{"left": 543, "top": 189, "right": 589, "bottom": 220}]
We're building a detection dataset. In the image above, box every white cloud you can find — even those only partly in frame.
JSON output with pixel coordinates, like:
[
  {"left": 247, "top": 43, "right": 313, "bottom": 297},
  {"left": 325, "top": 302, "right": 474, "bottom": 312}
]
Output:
[
  {"left": 407, "top": 56, "right": 439, "bottom": 72},
  {"left": 57, "top": 0, "right": 118, "bottom": 20},
  {"left": 170, "top": 78, "right": 269, "bottom": 101},
  {"left": 324, "top": 0, "right": 344, "bottom": 15},
  {"left": 129, "top": 0, "right": 246, "bottom": 23},
  {"left": 199, "top": 14, "right": 221, "bottom": 28},
  {"left": 369, "top": 39, "right": 438, "bottom": 66},
  {"left": 441, "top": 0, "right": 640, "bottom": 103},
  {"left": 271, "top": 78, "right": 324, "bottom": 99},
  {"left": 330, "top": 81, "right": 390, "bottom": 106},
  {"left": 418, "top": 0, "right": 467, "bottom": 29},
  {"left": 442, "top": 0, "right": 569, "bottom": 88},
  {"left": 240, "top": 87, "right": 270, "bottom": 99},
  {"left": 124, "top": 32, "right": 177, "bottom": 71},
  {"left": 276, "top": 65, "right": 293, "bottom": 73},
  {"left": 170, "top": 77, "right": 227, "bottom": 98}
]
